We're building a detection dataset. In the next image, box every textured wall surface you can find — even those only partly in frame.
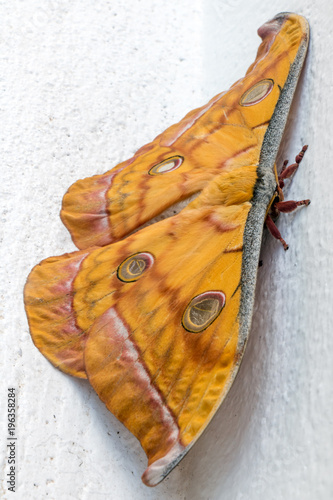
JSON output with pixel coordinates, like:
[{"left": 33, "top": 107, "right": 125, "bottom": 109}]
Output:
[{"left": 1, "top": 1, "right": 332, "bottom": 499}]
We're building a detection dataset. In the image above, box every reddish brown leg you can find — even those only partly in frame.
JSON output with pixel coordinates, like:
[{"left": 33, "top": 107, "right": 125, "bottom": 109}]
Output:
[
  {"left": 279, "top": 145, "right": 308, "bottom": 188},
  {"left": 279, "top": 159, "right": 289, "bottom": 178},
  {"left": 265, "top": 214, "right": 289, "bottom": 251},
  {"left": 275, "top": 199, "right": 310, "bottom": 213},
  {"left": 266, "top": 145, "right": 310, "bottom": 250}
]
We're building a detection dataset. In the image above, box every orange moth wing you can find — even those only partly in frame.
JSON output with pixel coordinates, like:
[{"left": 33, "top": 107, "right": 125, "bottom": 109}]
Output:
[
  {"left": 60, "top": 13, "right": 308, "bottom": 251},
  {"left": 24, "top": 13, "right": 309, "bottom": 486}
]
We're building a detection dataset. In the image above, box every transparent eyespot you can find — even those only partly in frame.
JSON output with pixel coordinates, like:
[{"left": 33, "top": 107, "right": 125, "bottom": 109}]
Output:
[
  {"left": 148, "top": 156, "right": 183, "bottom": 175},
  {"left": 117, "top": 252, "right": 154, "bottom": 283},
  {"left": 182, "top": 291, "right": 226, "bottom": 333},
  {"left": 240, "top": 79, "right": 274, "bottom": 106}
]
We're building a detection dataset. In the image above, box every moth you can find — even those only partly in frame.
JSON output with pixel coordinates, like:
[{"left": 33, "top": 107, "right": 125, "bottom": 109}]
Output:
[{"left": 25, "top": 13, "right": 309, "bottom": 486}]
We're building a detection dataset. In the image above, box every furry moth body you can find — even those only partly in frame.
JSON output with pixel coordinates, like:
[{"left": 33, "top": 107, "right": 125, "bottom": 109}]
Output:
[{"left": 24, "top": 13, "right": 309, "bottom": 486}]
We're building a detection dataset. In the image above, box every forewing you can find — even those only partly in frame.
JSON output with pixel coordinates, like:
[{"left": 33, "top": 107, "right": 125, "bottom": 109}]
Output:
[{"left": 61, "top": 13, "right": 308, "bottom": 250}]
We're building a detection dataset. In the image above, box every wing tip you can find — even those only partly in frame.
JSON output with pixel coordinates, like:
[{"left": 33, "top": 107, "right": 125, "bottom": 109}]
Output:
[
  {"left": 258, "top": 12, "right": 309, "bottom": 44},
  {"left": 24, "top": 251, "right": 89, "bottom": 379},
  {"left": 60, "top": 171, "right": 115, "bottom": 249},
  {"left": 141, "top": 442, "right": 187, "bottom": 487}
]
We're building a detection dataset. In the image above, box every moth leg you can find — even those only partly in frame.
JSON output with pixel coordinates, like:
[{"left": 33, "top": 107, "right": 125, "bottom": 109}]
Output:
[
  {"left": 266, "top": 196, "right": 310, "bottom": 250},
  {"left": 265, "top": 214, "right": 289, "bottom": 251},
  {"left": 266, "top": 145, "right": 310, "bottom": 250},
  {"left": 278, "top": 145, "right": 308, "bottom": 188},
  {"left": 275, "top": 144, "right": 311, "bottom": 213},
  {"left": 275, "top": 199, "right": 310, "bottom": 213}
]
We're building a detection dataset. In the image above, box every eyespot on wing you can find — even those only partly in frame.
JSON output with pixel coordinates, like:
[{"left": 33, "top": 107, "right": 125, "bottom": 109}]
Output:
[
  {"left": 240, "top": 79, "right": 274, "bottom": 107},
  {"left": 182, "top": 291, "right": 226, "bottom": 333}
]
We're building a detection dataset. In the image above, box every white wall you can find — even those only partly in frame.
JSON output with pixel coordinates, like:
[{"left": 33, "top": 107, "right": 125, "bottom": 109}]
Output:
[{"left": 1, "top": 1, "right": 332, "bottom": 499}]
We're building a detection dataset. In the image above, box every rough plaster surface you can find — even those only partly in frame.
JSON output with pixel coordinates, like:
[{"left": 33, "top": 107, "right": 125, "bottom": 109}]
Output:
[{"left": 1, "top": 1, "right": 332, "bottom": 499}]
